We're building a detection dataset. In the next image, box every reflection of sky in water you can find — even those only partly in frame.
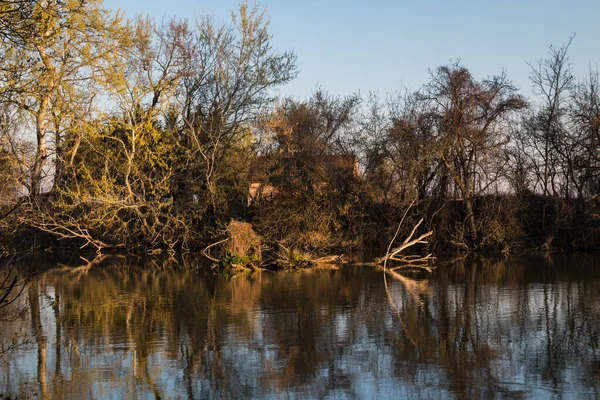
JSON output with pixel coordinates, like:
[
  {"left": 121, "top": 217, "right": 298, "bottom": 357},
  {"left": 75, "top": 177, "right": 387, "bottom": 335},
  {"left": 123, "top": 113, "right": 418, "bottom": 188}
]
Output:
[{"left": 1, "top": 253, "right": 600, "bottom": 399}]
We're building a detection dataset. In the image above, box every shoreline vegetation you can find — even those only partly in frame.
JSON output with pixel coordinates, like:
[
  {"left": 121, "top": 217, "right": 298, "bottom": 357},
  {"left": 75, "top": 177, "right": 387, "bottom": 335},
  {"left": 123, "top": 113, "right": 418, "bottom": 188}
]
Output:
[{"left": 0, "top": 2, "right": 599, "bottom": 269}]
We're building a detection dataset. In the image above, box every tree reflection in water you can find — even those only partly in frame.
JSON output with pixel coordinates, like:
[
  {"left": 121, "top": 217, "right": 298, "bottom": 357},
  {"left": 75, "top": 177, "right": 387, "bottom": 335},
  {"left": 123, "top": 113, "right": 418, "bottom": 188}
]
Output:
[{"left": 0, "top": 253, "right": 600, "bottom": 398}]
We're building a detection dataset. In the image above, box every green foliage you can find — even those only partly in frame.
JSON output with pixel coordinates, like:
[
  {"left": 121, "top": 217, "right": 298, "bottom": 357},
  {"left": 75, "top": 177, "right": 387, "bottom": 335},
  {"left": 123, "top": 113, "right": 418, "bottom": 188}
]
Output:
[
  {"left": 286, "top": 250, "right": 312, "bottom": 269},
  {"left": 217, "top": 251, "right": 260, "bottom": 269}
]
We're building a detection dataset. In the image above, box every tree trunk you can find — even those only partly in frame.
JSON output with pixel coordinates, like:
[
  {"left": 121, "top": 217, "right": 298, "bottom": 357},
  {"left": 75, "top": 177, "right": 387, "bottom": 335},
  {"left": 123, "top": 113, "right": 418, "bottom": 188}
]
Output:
[
  {"left": 31, "top": 96, "right": 50, "bottom": 198},
  {"left": 31, "top": 42, "right": 55, "bottom": 198},
  {"left": 464, "top": 197, "right": 478, "bottom": 247}
]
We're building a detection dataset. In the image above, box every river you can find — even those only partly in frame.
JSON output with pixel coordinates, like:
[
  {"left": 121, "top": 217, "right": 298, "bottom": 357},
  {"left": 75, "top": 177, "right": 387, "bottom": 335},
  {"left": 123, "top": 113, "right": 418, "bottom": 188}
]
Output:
[{"left": 1, "top": 253, "right": 599, "bottom": 399}]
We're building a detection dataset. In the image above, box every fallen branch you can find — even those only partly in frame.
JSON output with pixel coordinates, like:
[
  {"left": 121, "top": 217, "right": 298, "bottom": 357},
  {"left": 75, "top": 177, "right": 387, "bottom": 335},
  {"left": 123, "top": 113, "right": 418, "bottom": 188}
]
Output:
[
  {"left": 260, "top": 243, "right": 344, "bottom": 270},
  {"left": 201, "top": 238, "right": 229, "bottom": 262},
  {"left": 381, "top": 203, "right": 434, "bottom": 349},
  {"left": 311, "top": 255, "right": 345, "bottom": 264},
  {"left": 388, "top": 254, "right": 435, "bottom": 263},
  {"left": 377, "top": 218, "right": 433, "bottom": 266},
  {"left": 29, "top": 211, "right": 111, "bottom": 253}
]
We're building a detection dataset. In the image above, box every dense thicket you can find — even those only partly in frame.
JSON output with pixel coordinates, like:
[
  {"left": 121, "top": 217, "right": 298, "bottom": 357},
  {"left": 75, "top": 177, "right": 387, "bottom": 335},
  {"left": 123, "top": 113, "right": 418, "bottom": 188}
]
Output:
[{"left": 1, "top": 2, "right": 598, "bottom": 255}]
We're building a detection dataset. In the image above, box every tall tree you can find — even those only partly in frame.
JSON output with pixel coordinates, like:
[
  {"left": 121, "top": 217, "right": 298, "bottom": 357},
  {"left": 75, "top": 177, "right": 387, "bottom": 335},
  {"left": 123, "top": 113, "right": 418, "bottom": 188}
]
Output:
[
  {"left": 173, "top": 4, "right": 297, "bottom": 219},
  {"left": 417, "top": 64, "right": 526, "bottom": 246},
  {"left": 515, "top": 38, "right": 575, "bottom": 231},
  {"left": 569, "top": 69, "right": 600, "bottom": 198},
  {"left": 0, "top": 0, "right": 124, "bottom": 197}
]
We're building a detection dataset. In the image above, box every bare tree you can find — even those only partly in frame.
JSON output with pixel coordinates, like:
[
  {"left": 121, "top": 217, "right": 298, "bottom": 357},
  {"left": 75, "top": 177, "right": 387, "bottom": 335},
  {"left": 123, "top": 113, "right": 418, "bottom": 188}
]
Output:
[
  {"left": 517, "top": 38, "right": 575, "bottom": 230},
  {"left": 569, "top": 69, "right": 600, "bottom": 198},
  {"left": 416, "top": 64, "right": 526, "bottom": 247}
]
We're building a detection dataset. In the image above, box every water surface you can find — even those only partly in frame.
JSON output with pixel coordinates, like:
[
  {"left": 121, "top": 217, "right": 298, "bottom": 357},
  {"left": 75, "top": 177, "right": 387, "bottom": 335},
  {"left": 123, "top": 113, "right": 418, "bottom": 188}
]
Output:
[{"left": 1, "top": 253, "right": 600, "bottom": 399}]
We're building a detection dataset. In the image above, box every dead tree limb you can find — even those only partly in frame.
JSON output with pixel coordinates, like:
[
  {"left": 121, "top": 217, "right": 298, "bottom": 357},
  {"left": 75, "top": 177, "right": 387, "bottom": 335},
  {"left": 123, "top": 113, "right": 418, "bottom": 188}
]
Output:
[
  {"left": 29, "top": 212, "right": 110, "bottom": 253},
  {"left": 201, "top": 238, "right": 229, "bottom": 262},
  {"left": 377, "top": 218, "right": 434, "bottom": 268}
]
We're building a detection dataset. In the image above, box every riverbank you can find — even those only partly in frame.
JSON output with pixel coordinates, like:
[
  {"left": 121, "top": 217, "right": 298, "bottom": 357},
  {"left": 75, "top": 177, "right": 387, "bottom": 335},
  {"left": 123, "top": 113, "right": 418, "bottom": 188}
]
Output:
[{"left": 2, "top": 194, "right": 599, "bottom": 263}]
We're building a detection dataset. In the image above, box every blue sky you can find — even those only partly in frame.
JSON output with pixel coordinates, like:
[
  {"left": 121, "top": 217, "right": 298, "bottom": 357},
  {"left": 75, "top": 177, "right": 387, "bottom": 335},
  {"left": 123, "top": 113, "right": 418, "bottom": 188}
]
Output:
[{"left": 103, "top": 0, "right": 600, "bottom": 100}]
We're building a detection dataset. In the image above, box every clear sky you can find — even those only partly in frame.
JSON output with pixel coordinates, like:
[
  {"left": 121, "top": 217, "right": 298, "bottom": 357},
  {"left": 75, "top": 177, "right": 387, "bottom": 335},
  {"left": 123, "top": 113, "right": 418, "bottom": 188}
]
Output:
[{"left": 103, "top": 0, "right": 600, "bottom": 100}]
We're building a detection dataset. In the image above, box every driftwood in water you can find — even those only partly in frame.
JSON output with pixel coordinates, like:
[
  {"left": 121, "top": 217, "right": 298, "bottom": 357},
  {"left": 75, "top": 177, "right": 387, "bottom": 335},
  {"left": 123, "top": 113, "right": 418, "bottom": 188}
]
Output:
[
  {"left": 380, "top": 210, "right": 435, "bottom": 348},
  {"left": 376, "top": 218, "right": 434, "bottom": 266},
  {"left": 356, "top": 209, "right": 435, "bottom": 271},
  {"left": 311, "top": 255, "right": 345, "bottom": 264},
  {"left": 262, "top": 243, "right": 345, "bottom": 270}
]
